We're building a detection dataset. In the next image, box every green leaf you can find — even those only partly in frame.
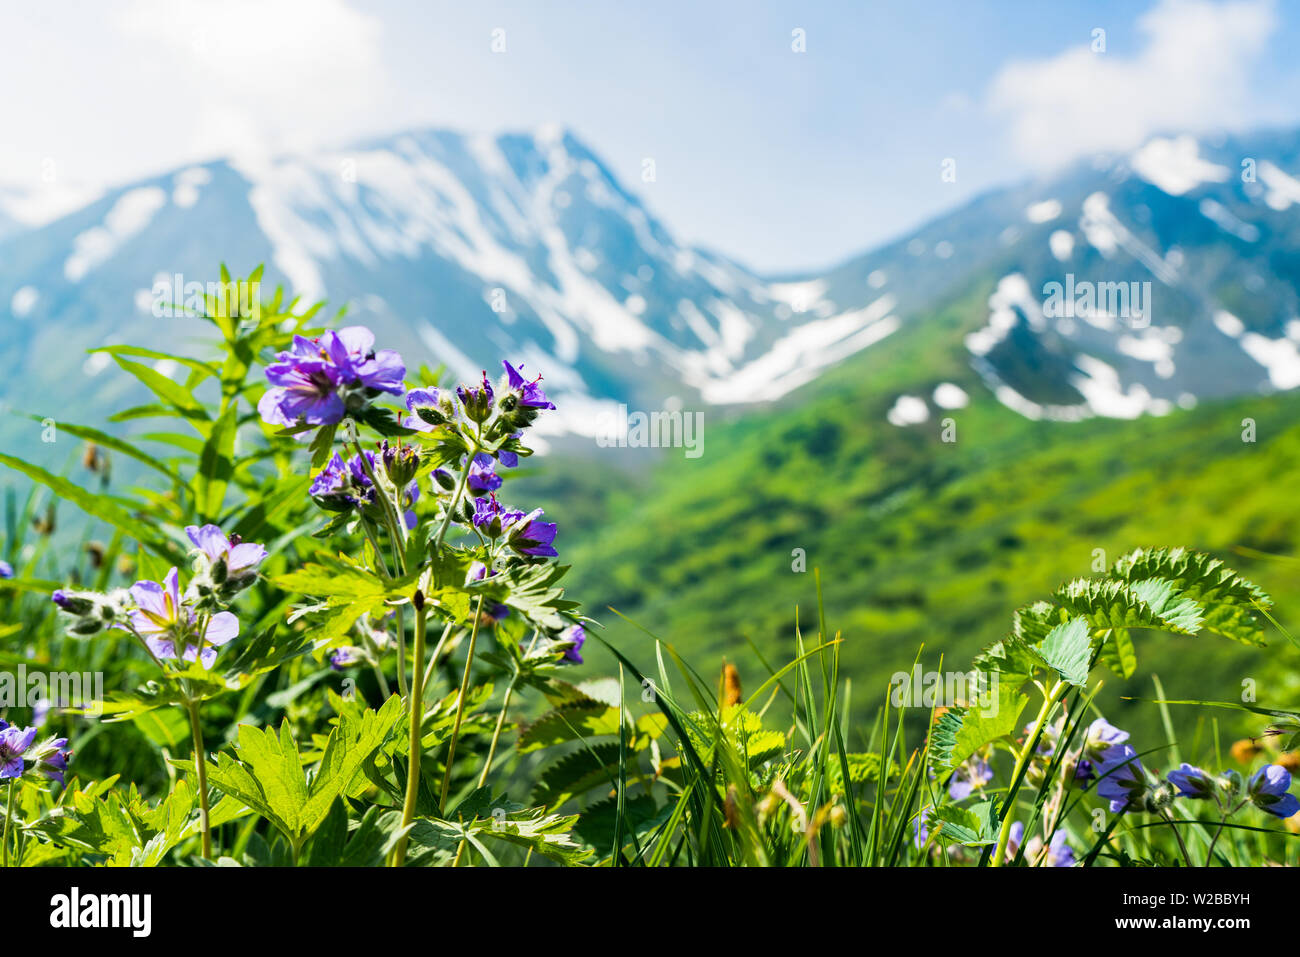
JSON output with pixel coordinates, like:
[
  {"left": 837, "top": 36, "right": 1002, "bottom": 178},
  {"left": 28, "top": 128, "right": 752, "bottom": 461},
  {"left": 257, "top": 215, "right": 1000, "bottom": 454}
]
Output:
[
  {"left": 1099, "top": 627, "right": 1137, "bottom": 679},
  {"left": 195, "top": 402, "right": 239, "bottom": 520},
  {"left": 1031, "top": 617, "right": 1092, "bottom": 687},
  {"left": 931, "top": 800, "right": 1000, "bottom": 847},
  {"left": 25, "top": 417, "right": 179, "bottom": 483},
  {"left": 111, "top": 355, "right": 212, "bottom": 432},
  {"left": 929, "top": 677, "right": 1029, "bottom": 771},
  {"left": 0, "top": 453, "right": 179, "bottom": 561}
]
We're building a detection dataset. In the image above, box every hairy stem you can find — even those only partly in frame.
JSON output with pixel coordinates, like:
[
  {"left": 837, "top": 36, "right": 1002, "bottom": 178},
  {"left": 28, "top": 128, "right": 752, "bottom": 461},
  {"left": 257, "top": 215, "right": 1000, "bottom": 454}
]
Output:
[
  {"left": 186, "top": 700, "right": 212, "bottom": 860},
  {"left": 440, "top": 596, "right": 486, "bottom": 815},
  {"left": 2, "top": 778, "right": 14, "bottom": 867},
  {"left": 391, "top": 596, "right": 430, "bottom": 867},
  {"left": 432, "top": 446, "right": 477, "bottom": 554}
]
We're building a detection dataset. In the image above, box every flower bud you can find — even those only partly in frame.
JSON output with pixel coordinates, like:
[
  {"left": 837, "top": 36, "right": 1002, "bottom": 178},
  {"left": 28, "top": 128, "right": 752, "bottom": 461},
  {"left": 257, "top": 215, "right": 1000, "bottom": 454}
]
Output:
[
  {"left": 381, "top": 441, "right": 421, "bottom": 488},
  {"left": 457, "top": 373, "right": 495, "bottom": 424},
  {"left": 51, "top": 590, "right": 95, "bottom": 617},
  {"left": 1217, "top": 769, "right": 1243, "bottom": 799},
  {"left": 70, "top": 617, "right": 105, "bottom": 637},
  {"left": 1143, "top": 781, "right": 1176, "bottom": 812}
]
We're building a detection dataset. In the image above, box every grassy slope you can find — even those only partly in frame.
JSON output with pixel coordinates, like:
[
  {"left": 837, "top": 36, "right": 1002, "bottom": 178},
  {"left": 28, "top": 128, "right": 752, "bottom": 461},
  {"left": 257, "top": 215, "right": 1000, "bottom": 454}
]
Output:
[{"left": 520, "top": 280, "right": 1300, "bottom": 741}]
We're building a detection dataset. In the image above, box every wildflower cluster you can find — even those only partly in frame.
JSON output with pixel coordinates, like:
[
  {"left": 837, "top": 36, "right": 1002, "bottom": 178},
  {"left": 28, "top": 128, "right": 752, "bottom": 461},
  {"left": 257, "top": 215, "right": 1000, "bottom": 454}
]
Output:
[
  {"left": 0, "top": 720, "right": 69, "bottom": 785},
  {"left": 50, "top": 524, "right": 266, "bottom": 670}
]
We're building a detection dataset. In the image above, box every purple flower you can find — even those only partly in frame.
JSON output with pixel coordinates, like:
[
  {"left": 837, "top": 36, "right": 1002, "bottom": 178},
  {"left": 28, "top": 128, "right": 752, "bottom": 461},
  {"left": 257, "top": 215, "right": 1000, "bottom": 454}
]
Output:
[
  {"left": 311, "top": 452, "right": 376, "bottom": 509},
  {"left": 507, "top": 507, "right": 558, "bottom": 558},
  {"left": 321, "top": 326, "right": 405, "bottom": 395},
  {"left": 258, "top": 336, "right": 346, "bottom": 427},
  {"left": 127, "top": 568, "right": 239, "bottom": 669},
  {"left": 0, "top": 560, "right": 12, "bottom": 579},
  {"left": 186, "top": 524, "right": 267, "bottom": 577},
  {"left": 403, "top": 388, "right": 452, "bottom": 432},
  {"left": 1247, "top": 764, "right": 1300, "bottom": 819},
  {"left": 42, "top": 738, "right": 70, "bottom": 786},
  {"left": 1167, "top": 763, "right": 1216, "bottom": 801},
  {"left": 1005, "top": 821, "right": 1025, "bottom": 860},
  {"left": 258, "top": 326, "right": 405, "bottom": 429},
  {"left": 1094, "top": 745, "right": 1148, "bottom": 813},
  {"left": 0, "top": 721, "right": 36, "bottom": 778},
  {"left": 1082, "top": 718, "right": 1129, "bottom": 765},
  {"left": 457, "top": 372, "right": 495, "bottom": 422},
  {"left": 561, "top": 624, "right": 585, "bottom": 664},
  {"left": 467, "top": 453, "right": 502, "bottom": 495},
  {"left": 1045, "top": 830, "right": 1075, "bottom": 867},
  {"left": 51, "top": 589, "right": 94, "bottom": 616},
  {"left": 948, "top": 757, "right": 993, "bottom": 801},
  {"left": 913, "top": 806, "right": 931, "bottom": 849},
  {"left": 472, "top": 495, "right": 525, "bottom": 538},
  {"left": 330, "top": 647, "right": 362, "bottom": 671},
  {"left": 502, "top": 360, "right": 556, "bottom": 410}
]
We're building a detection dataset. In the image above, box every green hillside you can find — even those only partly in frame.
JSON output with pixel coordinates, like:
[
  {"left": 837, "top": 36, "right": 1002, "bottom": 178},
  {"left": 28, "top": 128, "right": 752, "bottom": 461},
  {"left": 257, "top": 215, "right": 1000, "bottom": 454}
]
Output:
[{"left": 522, "top": 282, "right": 1300, "bottom": 740}]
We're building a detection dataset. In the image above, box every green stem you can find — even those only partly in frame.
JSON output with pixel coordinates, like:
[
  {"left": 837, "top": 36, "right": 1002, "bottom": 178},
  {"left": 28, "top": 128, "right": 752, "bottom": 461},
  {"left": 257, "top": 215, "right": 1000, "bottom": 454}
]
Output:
[
  {"left": 432, "top": 447, "right": 477, "bottom": 554},
  {"left": 2, "top": 778, "right": 14, "bottom": 867},
  {"left": 422, "top": 621, "right": 456, "bottom": 694},
  {"left": 991, "top": 680, "right": 1066, "bottom": 867},
  {"left": 391, "top": 597, "right": 430, "bottom": 867},
  {"left": 477, "top": 675, "right": 518, "bottom": 790},
  {"left": 186, "top": 700, "right": 213, "bottom": 860},
  {"left": 451, "top": 671, "right": 520, "bottom": 868},
  {"left": 1204, "top": 799, "right": 1246, "bottom": 865},
  {"left": 1159, "top": 808, "right": 1194, "bottom": 867},
  {"left": 440, "top": 596, "right": 486, "bottom": 814}
]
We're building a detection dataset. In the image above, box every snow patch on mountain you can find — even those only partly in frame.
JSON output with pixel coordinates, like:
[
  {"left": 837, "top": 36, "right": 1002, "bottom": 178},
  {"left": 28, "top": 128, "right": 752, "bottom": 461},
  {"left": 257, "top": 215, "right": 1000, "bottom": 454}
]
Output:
[
  {"left": 65, "top": 187, "right": 167, "bottom": 281},
  {"left": 1131, "top": 136, "right": 1228, "bottom": 196}
]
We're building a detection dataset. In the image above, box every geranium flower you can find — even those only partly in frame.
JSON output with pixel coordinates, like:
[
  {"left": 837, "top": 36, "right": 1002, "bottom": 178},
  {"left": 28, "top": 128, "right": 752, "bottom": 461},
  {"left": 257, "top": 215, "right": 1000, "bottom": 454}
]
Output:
[
  {"left": 403, "top": 388, "right": 452, "bottom": 432},
  {"left": 321, "top": 327, "right": 405, "bottom": 395},
  {"left": 467, "top": 453, "right": 502, "bottom": 495},
  {"left": 186, "top": 524, "right": 267, "bottom": 578},
  {"left": 258, "top": 326, "right": 405, "bottom": 428},
  {"left": 0, "top": 559, "right": 12, "bottom": 578},
  {"left": 948, "top": 757, "right": 993, "bottom": 801},
  {"left": 1082, "top": 718, "right": 1129, "bottom": 765},
  {"left": 41, "top": 738, "right": 71, "bottom": 786},
  {"left": 1167, "top": 763, "right": 1216, "bottom": 800},
  {"left": 472, "top": 495, "right": 524, "bottom": 538},
  {"left": 457, "top": 372, "right": 495, "bottom": 423},
  {"left": 502, "top": 360, "right": 556, "bottom": 410},
  {"left": 508, "top": 508, "right": 558, "bottom": 558},
  {"left": 258, "top": 337, "right": 345, "bottom": 427},
  {"left": 1094, "top": 745, "right": 1148, "bottom": 813},
  {"left": 0, "top": 721, "right": 36, "bottom": 778},
  {"left": 560, "top": 624, "right": 585, "bottom": 664},
  {"left": 127, "top": 568, "right": 239, "bottom": 668},
  {"left": 1247, "top": 764, "right": 1300, "bottom": 818},
  {"left": 330, "top": 647, "right": 363, "bottom": 671}
]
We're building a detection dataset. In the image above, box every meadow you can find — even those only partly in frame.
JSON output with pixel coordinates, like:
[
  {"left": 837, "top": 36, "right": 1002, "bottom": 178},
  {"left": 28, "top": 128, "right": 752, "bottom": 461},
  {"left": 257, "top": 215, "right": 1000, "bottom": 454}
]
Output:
[{"left": 1, "top": 269, "right": 1297, "bottom": 868}]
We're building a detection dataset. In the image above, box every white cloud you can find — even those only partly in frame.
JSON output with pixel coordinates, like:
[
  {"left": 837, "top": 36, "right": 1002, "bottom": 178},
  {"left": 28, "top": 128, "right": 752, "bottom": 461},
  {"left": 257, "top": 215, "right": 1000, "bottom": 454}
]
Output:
[
  {"left": 0, "top": 0, "right": 390, "bottom": 218},
  {"left": 114, "top": 0, "right": 390, "bottom": 163},
  {"left": 988, "top": 0, "right": 1276, "bottom": 168}
]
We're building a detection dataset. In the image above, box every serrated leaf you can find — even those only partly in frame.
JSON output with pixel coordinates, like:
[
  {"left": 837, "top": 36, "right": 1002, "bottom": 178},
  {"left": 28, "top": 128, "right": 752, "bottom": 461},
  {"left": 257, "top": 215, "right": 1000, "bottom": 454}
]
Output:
[
  {"left": 931, "top": 799, "right": 1000, "bottom": 846},
  {"left": 1032, "top": 617, "right": 1092, "bottom": 687}
]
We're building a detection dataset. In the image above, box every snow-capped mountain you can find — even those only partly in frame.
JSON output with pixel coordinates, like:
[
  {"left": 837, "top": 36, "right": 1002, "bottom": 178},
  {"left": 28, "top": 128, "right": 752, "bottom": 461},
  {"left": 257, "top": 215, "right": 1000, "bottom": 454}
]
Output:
[
  {"left": 5, "top": 124, "right": 1300, "bottom": 443},
  {"left": 0, "top": 126, "right": 895, "bottom": 442},
  {"left": 813, "top": 128, "right": 1300, "bottom": 425}
]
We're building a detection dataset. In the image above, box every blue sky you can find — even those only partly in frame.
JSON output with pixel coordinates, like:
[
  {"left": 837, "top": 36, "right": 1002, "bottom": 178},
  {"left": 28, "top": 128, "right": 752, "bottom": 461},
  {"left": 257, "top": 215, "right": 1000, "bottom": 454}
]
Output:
[{"left": 2, "top": 0, "right": 1299, "bottom": 272}]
